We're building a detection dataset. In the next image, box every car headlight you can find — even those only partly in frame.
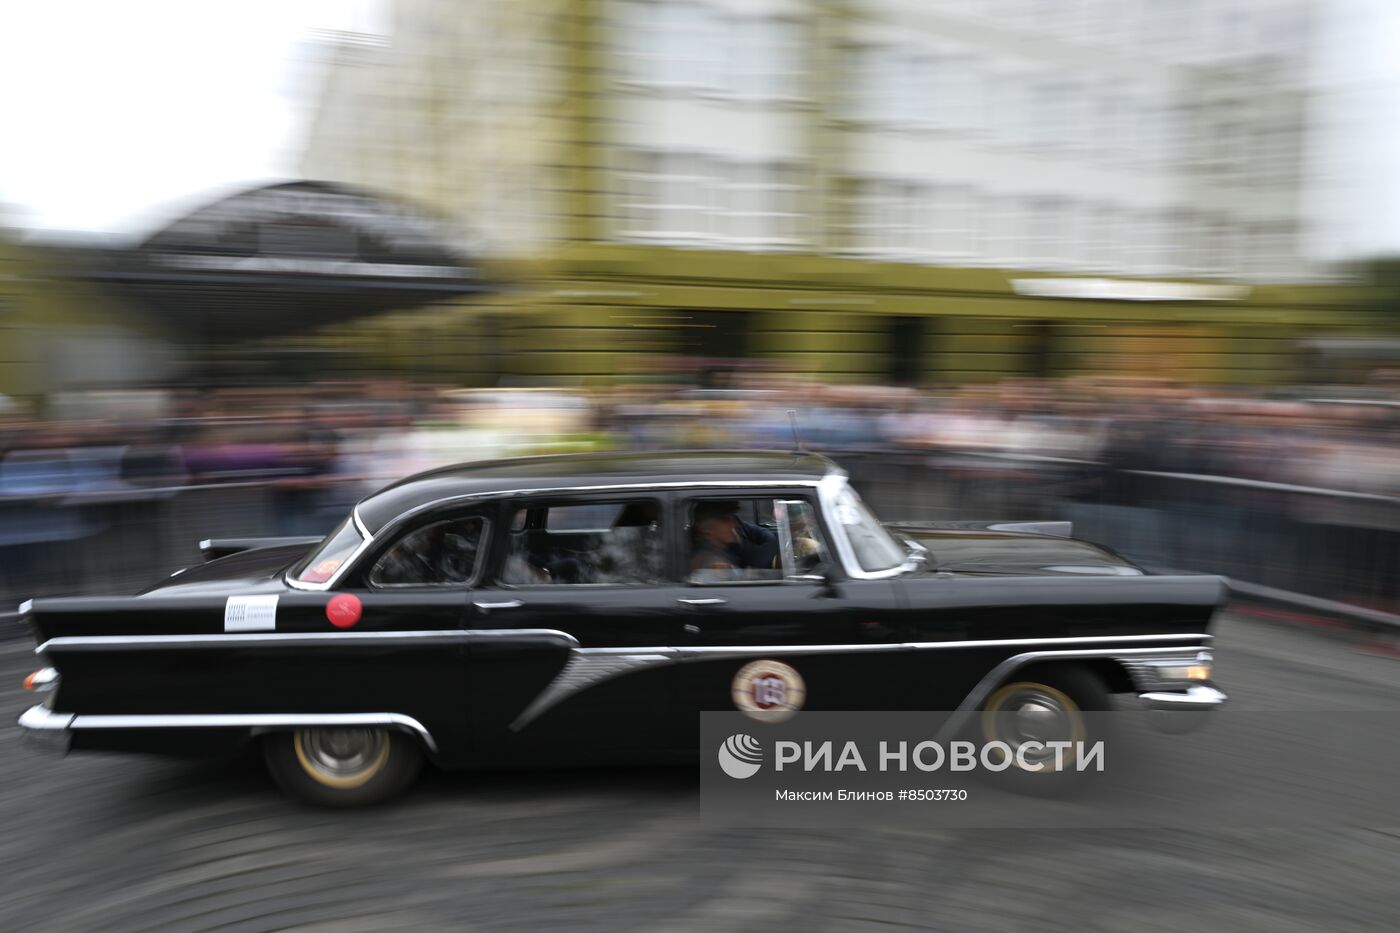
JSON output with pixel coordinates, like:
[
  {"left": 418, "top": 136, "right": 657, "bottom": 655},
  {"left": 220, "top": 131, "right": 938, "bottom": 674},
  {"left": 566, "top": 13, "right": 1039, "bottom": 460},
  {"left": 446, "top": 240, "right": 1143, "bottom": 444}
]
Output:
[{"left": 1135, "top": 652, "right": 1212, "bottom": 687}]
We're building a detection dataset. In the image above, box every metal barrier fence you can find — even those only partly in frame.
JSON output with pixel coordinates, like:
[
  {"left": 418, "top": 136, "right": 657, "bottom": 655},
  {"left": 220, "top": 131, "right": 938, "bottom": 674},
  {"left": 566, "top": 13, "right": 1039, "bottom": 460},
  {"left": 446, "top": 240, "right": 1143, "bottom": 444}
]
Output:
[
  {"left": 0, "top": 481, "right": 354, "bottom": 603},
  {"left": 843, "top": 450, "right": 1400, "bottom": 619},
  {"left": 1, "top": 453, "right": 1396, "bottom": 620}
]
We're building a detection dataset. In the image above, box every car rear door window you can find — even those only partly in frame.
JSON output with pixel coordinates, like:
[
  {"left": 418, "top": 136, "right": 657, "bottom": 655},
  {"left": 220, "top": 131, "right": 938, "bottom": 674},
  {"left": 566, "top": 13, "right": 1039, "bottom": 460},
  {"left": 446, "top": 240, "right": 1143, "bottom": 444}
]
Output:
[{"left": 501, "top": 500, "right": 662, "bottom": 585}]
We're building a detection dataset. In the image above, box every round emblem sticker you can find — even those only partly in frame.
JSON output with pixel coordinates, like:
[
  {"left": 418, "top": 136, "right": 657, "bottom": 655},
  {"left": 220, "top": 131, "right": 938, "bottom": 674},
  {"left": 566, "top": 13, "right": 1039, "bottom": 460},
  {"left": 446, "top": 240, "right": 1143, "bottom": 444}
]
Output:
[
  {"left": 325, "top": 594, "right": 362, "bottom": 628},
  {"left": 731, "top": 659, "right": 806, "bottom": 723}
]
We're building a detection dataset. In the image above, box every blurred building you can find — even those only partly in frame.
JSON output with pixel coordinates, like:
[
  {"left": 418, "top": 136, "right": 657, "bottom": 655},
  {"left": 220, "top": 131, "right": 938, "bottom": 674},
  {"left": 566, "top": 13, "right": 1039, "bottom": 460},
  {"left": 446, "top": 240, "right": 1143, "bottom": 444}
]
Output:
[
  {"left": 0, "top": 182, "right": 492, "bottom": 400},
  {"left": 0, "top": 230, "right": 173, "bottom": 403},
  {"left": 301, "top": 0, "right": 1392, "bottom": 385}
]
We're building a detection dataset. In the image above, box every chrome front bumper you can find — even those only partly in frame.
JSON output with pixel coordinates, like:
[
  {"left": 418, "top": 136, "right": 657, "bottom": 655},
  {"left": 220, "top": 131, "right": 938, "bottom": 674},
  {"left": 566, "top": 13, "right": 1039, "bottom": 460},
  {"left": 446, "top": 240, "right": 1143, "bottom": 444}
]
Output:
[
  {"left": 18, "top": 705, "right": 72, "bottom": 754},
  {"left": 1137, "top": 684, "right": 1228, "bottom": 733},
  {"left": 1139, "top": 684, "right": 1229, "bottom": 711}
]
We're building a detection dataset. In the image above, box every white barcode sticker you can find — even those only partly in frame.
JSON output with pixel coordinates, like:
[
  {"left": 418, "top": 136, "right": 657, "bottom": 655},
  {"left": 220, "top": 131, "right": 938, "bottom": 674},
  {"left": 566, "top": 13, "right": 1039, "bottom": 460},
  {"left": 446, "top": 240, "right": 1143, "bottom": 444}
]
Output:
[{"left": 224, "top": 595, "right": 279, "bottom": 632}]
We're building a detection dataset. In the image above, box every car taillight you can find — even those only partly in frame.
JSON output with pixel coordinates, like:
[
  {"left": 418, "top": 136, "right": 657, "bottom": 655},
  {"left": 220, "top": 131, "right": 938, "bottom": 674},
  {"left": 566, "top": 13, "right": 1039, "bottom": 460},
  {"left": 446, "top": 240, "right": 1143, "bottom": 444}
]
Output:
[{"left": 24, "top": 666, "right": 58, "bottom": 695}]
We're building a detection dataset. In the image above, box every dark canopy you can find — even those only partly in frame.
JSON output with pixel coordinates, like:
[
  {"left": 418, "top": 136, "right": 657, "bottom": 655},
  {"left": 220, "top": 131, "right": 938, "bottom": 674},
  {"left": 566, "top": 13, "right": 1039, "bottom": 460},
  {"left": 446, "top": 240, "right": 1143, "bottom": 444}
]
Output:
[{"left": 85, "top": 180, "right": 489, "bottom": 340}]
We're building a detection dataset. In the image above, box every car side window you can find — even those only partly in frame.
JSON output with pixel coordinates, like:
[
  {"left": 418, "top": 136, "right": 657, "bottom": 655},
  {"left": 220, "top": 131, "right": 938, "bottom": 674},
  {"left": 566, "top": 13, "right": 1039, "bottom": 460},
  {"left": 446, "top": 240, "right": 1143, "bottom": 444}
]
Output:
[
  {"left": 685, "top": 497, "right": 832, "bottom": 585},
  {"left": 501, "top": 500, "right": 662, "bottom": 586},
  {"left": 776, "top": 499, "right": 833, "bottom": 577},
  {"left": 368, "top": 516, "right": 487, "bottom": 587}
]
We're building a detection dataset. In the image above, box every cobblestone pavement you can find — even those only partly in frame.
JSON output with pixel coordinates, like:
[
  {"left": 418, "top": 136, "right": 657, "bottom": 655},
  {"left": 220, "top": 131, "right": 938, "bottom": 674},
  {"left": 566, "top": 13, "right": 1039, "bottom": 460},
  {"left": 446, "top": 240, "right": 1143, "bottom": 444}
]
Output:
[{"left": 3, "top": 613, "right": 1400, "bottom": 932}]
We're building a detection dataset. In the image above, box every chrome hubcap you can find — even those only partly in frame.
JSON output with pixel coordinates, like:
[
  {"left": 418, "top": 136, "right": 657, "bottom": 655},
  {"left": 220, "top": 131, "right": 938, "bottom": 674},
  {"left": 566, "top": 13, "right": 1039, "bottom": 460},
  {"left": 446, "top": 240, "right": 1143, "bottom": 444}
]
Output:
[
  {"left": 988, "top": 688, "right": 1077, "bottom": 765},
  {"left": 299, "top": 728, "right": 386, "bottom": 777}
]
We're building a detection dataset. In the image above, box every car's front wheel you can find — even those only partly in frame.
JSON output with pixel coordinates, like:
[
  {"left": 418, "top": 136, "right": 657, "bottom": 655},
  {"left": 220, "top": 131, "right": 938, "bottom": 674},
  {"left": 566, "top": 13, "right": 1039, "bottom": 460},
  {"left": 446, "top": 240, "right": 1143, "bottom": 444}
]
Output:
[
  {"left": 977, "top": 665, "right": 1111, "bottom": 796},
  {"left": 263, "top": 728, "right": 424, "bottom": 807}
]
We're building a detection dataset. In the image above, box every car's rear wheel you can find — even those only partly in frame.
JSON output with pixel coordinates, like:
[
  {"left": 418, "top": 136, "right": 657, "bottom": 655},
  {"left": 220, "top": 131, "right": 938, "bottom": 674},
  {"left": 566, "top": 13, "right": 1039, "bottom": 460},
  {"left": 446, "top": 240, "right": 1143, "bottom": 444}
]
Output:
[
  {"left": 263, "top": 728, "right": 423, "bottom": 807},
  {"left": 977, "top": 665, "right": 1110, "bottom": 796}
]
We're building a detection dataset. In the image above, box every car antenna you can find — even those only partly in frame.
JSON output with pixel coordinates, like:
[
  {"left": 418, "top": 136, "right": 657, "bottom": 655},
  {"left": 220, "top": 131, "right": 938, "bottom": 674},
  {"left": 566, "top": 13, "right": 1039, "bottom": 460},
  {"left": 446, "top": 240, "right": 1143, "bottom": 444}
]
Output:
[{"left": 787, "top": 409, "right": 805, "bottom": 453}]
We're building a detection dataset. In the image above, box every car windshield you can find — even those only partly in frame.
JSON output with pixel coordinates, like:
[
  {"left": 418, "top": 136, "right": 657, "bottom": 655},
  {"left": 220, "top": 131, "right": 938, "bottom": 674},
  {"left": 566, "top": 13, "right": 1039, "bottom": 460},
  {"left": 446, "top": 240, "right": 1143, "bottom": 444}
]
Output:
[
  {"left": 832, "top": 486, "right": 908, "bottom": 573},
  {"left": 290, "top": 517, "right": 365, "bottom": 584}
]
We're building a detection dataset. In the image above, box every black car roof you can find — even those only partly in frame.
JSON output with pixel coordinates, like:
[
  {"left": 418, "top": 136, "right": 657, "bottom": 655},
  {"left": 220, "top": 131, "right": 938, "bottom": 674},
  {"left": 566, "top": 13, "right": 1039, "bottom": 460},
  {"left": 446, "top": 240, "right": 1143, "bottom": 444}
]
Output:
[{"left": 355, "top": 450, "right": 841, "bottom": 534}]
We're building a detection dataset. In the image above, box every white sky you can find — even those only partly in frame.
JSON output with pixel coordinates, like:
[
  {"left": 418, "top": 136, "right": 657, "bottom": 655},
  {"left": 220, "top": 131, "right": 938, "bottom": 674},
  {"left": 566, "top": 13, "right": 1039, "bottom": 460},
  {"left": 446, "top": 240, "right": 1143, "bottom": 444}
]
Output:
[
  {"left": 1304, "top": 0, "right": 1400, "bottom": 262},
  {"left": 0, "top": 1, "right": 380, "bottom": 239}
]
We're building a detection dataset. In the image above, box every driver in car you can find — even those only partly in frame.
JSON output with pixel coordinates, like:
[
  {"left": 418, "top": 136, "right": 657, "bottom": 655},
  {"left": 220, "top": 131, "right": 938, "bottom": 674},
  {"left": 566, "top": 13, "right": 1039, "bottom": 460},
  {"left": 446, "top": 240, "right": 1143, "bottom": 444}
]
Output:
[{"left": 688, "top": 500, "right": 779, "bottom": 582}]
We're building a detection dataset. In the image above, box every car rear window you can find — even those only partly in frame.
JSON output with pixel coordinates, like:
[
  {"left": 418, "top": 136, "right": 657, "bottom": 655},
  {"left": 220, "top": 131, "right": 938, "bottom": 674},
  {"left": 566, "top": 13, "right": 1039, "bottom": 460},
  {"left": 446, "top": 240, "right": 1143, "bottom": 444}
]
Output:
[
  {"left": 545, "top": 503, "right": 628, "bottom": 532},
  {"left": 291, "top": 517, "right": 364, "bottom": 584}
]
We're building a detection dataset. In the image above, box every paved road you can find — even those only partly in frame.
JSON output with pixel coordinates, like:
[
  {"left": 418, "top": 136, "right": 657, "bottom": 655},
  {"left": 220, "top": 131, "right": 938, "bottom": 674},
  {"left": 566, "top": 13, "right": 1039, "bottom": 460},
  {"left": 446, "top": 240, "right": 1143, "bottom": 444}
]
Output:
[{"left": 3, "top": 613, "right": 1400, "bottom": 932}]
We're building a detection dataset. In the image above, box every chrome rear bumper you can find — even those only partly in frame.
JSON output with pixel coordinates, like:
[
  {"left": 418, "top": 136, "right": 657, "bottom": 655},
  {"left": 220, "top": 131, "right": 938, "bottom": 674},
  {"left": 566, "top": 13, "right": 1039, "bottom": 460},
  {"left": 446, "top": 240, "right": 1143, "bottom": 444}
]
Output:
[
  {"left": 18, "top": 705, "right": 72, "bottom": 754},
  {"left": 17, "top": 704, "right": 438, "bottom": 754}
]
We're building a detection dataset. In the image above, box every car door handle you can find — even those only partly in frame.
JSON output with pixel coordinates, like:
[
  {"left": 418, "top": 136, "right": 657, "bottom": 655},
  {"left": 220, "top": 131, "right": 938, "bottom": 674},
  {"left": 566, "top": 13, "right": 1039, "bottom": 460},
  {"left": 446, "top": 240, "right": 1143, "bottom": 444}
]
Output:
[
  {"left": 677, "top": 597, "right": 727, "bottom": 608},
  {"left": 474, "top": 599, "right": 524, "bottom": 613}
]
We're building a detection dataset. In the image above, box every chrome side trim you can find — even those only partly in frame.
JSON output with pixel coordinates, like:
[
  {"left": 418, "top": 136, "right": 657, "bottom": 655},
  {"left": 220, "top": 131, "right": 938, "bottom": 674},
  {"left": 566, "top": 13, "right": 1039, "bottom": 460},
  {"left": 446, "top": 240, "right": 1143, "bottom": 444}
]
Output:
[
  {"left": 18, "top": 706, "right": 439, "bottom": 753},
  {"left": 38, "top": 627, "right": 1202, "bottom": 658},
  {"left": 505, "top": 635, "right": 1210, "bottom": 731},
  {"left": 674, "top": 633, "right": 1211, "bottom": 660},
  {"left": 36, "top": 628, "right": 580, "bottom": 654},
  {"left": 911, "top": 633, "right": 1210, "bottom": 649},
  {"left": 510, "top": 650, "right": 679, "bottom": 730}
]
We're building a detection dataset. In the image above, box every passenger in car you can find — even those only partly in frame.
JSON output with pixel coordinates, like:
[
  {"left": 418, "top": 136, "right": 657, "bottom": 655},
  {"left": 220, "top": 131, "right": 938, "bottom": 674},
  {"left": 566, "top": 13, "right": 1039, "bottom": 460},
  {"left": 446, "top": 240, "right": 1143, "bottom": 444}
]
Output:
[{"left": 689, "top": 514, "right": 745, "bottom": 583}]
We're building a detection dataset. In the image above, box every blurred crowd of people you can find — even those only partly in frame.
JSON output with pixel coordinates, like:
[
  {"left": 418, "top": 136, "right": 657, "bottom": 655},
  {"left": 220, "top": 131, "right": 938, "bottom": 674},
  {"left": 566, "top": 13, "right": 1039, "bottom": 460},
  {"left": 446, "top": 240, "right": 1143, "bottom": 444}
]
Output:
[
  {"left": 1, "top": 374, "right": 1398, "bottom": 517},
  {"left": 612, "top": 373, "right": 1400, "bottom": 497}
]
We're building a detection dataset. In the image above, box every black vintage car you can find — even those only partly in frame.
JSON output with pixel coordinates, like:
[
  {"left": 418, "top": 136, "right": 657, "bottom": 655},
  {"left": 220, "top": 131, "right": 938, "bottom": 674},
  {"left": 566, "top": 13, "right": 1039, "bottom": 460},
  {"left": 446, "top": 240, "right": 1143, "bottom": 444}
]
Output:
[{"left": 18, "top": 451, "right": 1226, "bottom": 806}]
